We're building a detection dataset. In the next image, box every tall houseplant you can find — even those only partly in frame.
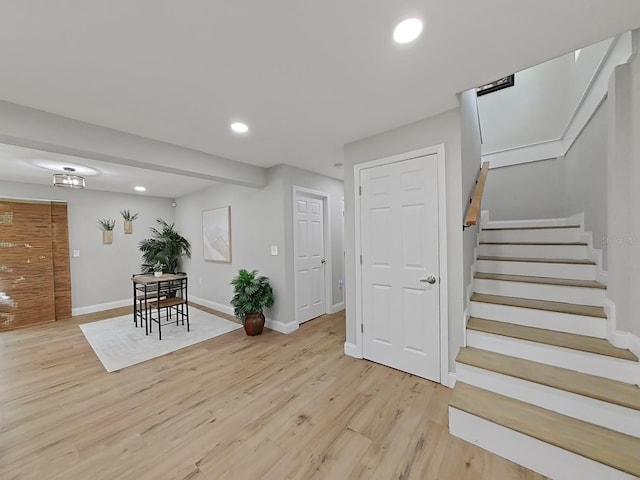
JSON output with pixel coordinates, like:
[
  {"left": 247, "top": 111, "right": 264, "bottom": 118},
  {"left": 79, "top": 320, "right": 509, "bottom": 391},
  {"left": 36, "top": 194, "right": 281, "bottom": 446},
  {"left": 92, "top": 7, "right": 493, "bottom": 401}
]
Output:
[
  {"left": 230, "top": 269, "right": 275, "bottom": 336},
  {"left": 138, "top": 218, "right": 191, "bottom": 274}
]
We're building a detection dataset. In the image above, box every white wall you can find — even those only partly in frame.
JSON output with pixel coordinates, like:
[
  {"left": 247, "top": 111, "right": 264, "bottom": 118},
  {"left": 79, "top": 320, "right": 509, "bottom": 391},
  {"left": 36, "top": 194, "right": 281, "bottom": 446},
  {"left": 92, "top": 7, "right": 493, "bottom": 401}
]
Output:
[
  {"left": 175, "top": 164, "right": 344, "bottom": 331},
  {"left": 0, "top": 180, "right": 174, "bottom": 312},
  {"left": 561, "top": 100, "right": 608, "bottom": 267},
  {"left": 607, "top": 59, "right": 635, "bottom": 338},
  {"left": 482, "top": 159, "right": 565, "bottom": 220},
  {"left": 631, "top": 31, "right": 640, "bottom": 340},
  {"left": 609, "top": 30, "right": 640, "bottom": 340},
  {"left": 344, "top": 107, "right": 465, "bottom": 374},
  {"left": 460, "top": 90, "right": 483, "bottom": 294},
  {"left": 174, "top": 169, "right": 287, "bottom": 323},
  {"left": 479, "top": 38, "right": 612, "bottom": 155},
  {"left": 481, "top": 101, "right": 608, "bottom": 266}
]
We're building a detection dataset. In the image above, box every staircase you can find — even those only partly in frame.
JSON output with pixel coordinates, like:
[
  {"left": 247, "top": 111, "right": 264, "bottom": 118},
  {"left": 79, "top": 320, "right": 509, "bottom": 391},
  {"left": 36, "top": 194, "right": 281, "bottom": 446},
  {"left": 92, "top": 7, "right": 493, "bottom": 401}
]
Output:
[{"left": 448, "top": 219, "right": 640, "bottom": 480}]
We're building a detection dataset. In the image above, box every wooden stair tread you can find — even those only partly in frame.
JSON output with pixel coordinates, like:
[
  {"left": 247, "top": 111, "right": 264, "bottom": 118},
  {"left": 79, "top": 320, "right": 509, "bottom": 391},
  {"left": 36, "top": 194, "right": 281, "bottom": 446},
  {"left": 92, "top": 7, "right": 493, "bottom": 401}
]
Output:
[
  {"left": 479, "top": 241, "right": 588, "bottom": 245},
  {"left": 470, "top": 293, "right": 606, "bottom": 318},
  {"left": 482, "top": 225, "right": 580, "bottom": 231},
  {"left": 457, "top": 347, "right": 640, "bottom": 411},
  {"left": 474, "top": 272, "right": 606, "bottom": 289},
  {"left": 449, "top": 382, "right": 640, "bottom": 477},
  {"left": 477, "top": 256, "right": 596, "bottom": 265},
  {"left": 467, "top": 317, "right": 638, "bottom": 361}
]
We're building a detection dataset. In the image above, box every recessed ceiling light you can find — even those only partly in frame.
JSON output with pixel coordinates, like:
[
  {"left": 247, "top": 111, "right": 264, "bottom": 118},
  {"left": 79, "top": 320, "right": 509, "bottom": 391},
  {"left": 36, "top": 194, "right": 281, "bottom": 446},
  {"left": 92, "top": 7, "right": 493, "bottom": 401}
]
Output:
[
  {"left": 230, "top": 122, "right": 249, "bottom": 133},
  {"left": 393, "top": 18, "right": 423, "bottom": 44},
  {"left": 134, "top": 186, "right": 146, "bottom": 192}
]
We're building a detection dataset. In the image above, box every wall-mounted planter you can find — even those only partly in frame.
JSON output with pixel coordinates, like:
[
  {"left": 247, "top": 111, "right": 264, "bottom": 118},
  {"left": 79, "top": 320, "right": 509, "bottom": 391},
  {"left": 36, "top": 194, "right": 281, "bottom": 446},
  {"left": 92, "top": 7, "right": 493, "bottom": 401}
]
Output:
[
  {"left": 120, "top": 210, "right": 138, "bottom": 235},
  {"left": 103, "top": 230, "right": 113, "bottom": 244}
]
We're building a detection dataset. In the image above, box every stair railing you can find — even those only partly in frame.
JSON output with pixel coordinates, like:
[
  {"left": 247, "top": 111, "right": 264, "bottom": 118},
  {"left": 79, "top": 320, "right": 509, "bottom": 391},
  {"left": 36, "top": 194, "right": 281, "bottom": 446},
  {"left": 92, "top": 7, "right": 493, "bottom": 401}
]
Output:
[{"left": 463, "top": 161, "right": 490, "bottom": 230}]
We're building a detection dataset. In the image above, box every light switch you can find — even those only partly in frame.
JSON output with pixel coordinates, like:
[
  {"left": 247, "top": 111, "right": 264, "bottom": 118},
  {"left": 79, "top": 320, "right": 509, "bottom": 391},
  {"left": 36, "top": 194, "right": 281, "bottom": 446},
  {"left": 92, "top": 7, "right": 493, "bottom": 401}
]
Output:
[
  {"left": 271, "top": 245, "right": 278, "bottom": 256},
  {"left": 72, "top": 250, "right": 80, "bottom": 257}
]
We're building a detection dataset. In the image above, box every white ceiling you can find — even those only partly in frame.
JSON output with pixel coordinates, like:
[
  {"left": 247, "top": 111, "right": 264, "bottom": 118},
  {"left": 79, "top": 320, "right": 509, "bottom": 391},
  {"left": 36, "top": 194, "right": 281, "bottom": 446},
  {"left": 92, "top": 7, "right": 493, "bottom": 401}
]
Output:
[
  {"left": 1, "top": 1, "right": 639, "bottom": 194},
  {"left": 0, "top": 147, "right": 214, "bottom": 198}
]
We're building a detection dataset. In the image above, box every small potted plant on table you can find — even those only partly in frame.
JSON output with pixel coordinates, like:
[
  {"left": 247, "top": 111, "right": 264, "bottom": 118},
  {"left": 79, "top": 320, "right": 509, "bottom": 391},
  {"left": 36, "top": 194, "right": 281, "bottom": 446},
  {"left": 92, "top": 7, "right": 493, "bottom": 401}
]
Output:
[
  {"left": 230, "top": 269, "right": 275, "bottom": 336},
  {"left": 153, "top": 261, "right": 164, "bottom": 277}
]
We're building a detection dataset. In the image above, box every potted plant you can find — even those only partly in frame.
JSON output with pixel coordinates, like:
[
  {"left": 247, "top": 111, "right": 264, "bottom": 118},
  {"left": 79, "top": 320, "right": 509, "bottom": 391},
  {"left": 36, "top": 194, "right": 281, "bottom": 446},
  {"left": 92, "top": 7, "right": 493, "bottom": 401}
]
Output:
[
  {"left": 230, "top": 269, "right": 275, "bottom": 336},
  {"left": 97, "top": 218, "right": 116, "bottom": 244},
  {"left": 153, "top": 261, "right": 164, "bottom": 277},
  {"left": 120, "top": 210, "right": 139, "bottom": 234},
  {"left": 138, "top": 218, "right": 191, "bottom": 274}
]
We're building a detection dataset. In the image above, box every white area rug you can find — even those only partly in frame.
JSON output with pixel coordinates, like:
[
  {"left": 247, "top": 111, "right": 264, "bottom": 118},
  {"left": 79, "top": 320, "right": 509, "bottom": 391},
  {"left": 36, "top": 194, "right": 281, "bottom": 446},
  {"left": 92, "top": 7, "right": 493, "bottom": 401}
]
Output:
[{"left": 79, "top": 308, "right": 241, "bottom": 372}]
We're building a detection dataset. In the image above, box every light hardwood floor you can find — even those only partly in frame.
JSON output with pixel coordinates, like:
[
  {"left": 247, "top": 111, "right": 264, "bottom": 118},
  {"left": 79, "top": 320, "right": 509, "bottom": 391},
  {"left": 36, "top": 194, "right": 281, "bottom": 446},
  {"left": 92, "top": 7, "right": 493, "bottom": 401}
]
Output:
[{"left": 0, "top": 307, "right": 546, "bottom": 480}]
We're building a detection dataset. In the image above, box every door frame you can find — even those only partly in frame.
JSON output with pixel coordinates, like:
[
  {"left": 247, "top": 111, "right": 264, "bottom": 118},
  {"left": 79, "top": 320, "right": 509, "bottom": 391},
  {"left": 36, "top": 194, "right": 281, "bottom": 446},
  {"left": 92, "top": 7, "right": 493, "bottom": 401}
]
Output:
[
  {"left": 354, "top": 144, "right": 449, "bottom": 384},
  {"left": 292, "top": 186, "right": 333, "bottom": 326}
]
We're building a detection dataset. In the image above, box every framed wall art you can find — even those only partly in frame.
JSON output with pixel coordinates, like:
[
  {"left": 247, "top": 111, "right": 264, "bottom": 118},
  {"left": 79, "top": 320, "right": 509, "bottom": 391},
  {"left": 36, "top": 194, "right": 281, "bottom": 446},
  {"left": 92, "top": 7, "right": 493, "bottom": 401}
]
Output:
[{"left": 202, "top": 206, "right": 232, "bottom": 262}]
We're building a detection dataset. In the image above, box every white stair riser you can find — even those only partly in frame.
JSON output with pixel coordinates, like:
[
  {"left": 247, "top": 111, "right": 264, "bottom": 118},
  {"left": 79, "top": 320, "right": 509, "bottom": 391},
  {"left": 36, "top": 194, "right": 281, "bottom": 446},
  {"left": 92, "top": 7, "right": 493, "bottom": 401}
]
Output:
[
  {"left": 480, "top": 228, "right": 581, "bottom": 243},
  {"left": 467, "top": 330, "right": 639, "bottom": 384},
  {"left": 476, "top": 259, "right": 596, "bottom": 280},
  {"left": 473, "top": 279, "right": 606, "bottom": 306},
  {"left": 456, "top": 363, "right": 640, "bottom": 438},
  {"left": 469, "top": 302, "right": 607, "bottom": 338},
  {"left": 478, "top": 243, "right": 589, "bottom": 259},
  {"left": 449, "top": 408, "right": 636, "bottom": 480}
]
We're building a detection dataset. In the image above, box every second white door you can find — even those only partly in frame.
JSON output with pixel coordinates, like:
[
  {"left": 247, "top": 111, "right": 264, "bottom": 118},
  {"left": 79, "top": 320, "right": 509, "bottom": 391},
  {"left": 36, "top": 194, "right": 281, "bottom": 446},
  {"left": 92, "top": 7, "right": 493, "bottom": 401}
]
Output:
[{"left": 294, "top": 194, "right": 326, "bottom": 323}]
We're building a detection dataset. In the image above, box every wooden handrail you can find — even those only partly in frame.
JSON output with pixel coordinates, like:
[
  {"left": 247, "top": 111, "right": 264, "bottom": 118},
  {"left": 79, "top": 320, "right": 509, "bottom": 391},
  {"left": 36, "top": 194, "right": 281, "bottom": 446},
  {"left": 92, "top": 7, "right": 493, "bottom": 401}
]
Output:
[{"left": 464, "top": 161, "right": 490, "bottom": 228}]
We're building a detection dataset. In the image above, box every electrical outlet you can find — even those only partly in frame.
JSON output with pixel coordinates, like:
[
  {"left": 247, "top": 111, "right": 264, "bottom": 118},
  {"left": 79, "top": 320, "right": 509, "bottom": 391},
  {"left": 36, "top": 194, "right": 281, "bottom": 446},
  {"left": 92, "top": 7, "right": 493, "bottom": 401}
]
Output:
[
  {"left": 72, "top": 250, "right": 80, "bottom": 257},
  {"left": 271, "top": 245, "right": 278, "bottom": 256}
]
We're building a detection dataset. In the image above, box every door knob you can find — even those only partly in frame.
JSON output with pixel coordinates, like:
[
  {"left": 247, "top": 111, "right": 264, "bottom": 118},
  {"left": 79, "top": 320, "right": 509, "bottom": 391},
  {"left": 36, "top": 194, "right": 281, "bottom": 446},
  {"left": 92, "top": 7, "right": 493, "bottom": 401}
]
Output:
[
  {"left": 420, "top": 276, "right": 437, "bottom": 284},
  {"left": 321, "top": 259, "right": 326, "bottom": 264}
]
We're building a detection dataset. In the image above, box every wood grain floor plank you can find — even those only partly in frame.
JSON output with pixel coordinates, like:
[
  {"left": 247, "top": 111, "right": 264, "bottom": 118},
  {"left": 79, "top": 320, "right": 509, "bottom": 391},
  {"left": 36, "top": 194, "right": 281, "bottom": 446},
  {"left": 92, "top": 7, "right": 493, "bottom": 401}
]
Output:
[{"left": 0, "top": 307, "right": 545, "bottom": 480}]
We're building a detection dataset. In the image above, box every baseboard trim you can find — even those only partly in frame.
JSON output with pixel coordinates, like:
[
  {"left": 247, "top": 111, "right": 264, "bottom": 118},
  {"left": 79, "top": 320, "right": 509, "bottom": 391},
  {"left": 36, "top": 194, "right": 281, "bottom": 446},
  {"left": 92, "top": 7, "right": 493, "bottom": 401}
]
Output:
[
  {"left": 72, "top": 298, "right": 131, "bottom": 316},
  {"left": 448, "top": 372, "right": 457, "bottom": 388},
  {"left": 483, "top": 141, "right": 563, "bottom": 170},
  {"left": 344, "top": 341, "right": 361, "bottom": 358},
  {"left": 265, "top": 319, "right": 299, "bottom": 334},
  {"left": 331, "top": 301, "right": 345, "bottom": 313},
  {"left": 189, "top": 295, "right": 234, "bottom": 316}
]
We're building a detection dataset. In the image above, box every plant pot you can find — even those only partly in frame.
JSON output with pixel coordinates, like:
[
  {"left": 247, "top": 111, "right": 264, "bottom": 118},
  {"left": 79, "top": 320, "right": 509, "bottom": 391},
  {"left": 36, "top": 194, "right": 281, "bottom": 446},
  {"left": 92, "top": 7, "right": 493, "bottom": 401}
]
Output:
[
  {"left": 154, "top": 271, "right": 163, "bottom": 277},
  {"left": 243, "top": 312, "right": 265, "bottom": 336},
  {"left": 124, "top": 220, "right": 133, "bottom": 234},
  {"left": 103, "top": 230, "right": 113, "bottom": 244}
]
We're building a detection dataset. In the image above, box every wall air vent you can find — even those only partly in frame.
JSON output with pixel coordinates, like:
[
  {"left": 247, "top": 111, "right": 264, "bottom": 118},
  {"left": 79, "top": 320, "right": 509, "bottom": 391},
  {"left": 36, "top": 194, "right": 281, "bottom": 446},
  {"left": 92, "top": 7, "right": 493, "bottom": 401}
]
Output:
[{"left": 476, "top": 74, "right": 515, "bottom": 96}]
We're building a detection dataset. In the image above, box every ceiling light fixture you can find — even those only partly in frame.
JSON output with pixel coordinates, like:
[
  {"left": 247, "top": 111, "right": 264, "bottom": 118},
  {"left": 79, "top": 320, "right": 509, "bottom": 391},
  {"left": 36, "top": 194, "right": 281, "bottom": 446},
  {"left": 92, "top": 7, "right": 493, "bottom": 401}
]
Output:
[
  {"left": 230, "top": 122, "right": 249, "bottom": 133},
  {"left": 393, "top": 18, "right": 423, "bottom": 44},
  {"left": 53, "top": 167, "right": 85, "bottom": 189},
  {"left": 134, "top": 186, "right": 146, "bottom": 192}
]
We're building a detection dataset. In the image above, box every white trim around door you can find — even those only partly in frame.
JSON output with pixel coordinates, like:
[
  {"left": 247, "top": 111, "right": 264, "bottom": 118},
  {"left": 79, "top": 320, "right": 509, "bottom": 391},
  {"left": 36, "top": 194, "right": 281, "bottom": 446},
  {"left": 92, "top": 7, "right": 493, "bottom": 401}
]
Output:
[{"left": 353, "top": 144, "right": 449, "bottom": 385}]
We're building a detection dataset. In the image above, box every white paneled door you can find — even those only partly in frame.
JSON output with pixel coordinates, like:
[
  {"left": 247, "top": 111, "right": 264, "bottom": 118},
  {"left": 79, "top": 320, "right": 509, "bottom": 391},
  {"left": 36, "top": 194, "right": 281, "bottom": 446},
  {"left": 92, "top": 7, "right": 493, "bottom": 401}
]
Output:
[
  {"left": 294, "top": 194, "right": 326, "bottom": 323},
  {"left": 360, "top": 154, "right": 440, "bottom": 382}
]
